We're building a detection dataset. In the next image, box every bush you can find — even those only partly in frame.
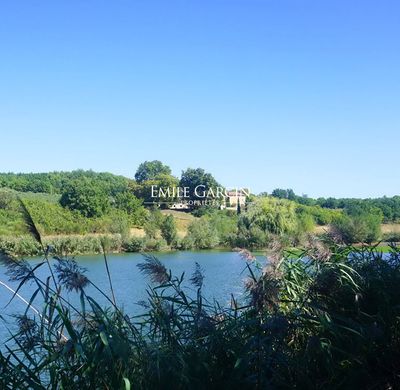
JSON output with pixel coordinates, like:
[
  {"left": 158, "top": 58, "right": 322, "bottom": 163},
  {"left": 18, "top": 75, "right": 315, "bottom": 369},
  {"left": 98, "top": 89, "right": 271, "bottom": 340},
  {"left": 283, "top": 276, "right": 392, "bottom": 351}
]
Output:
[
  {"left": 143, "top": 209, "right": 163, "bottom": 239},
  {"left": 205, "top": 212, "right": 237, "bottom": 246},
  {"left": 60, "top": 177, "right": 110, "bottom": 218},
  {"left": 0, "top": 189, "right": 16, "bottom": 210},
  {"left": 291, "top": 213, "right": 316, "bottom": 246},
  {"left": 143, "top": 238, "right": 168, "bottom": 251},
  {"left": 234, "top": 225, "right": 269, "bottom": 249},
  {"left": 240, "top": 197, "right": 298, "bottom": 235},
  {"left": 331, "top": 212, "right": 382, "bottom": 244},
  {"left": 0, "top": 236, "right": 41, "bottom": 257},
  {"left": 122, "top": 237, "right": 146, "bottom": 252},
  {"left": 185, "top": 219, "right": 219, "bottom": 249},
  {"left": 160, "top": 215, "right": 177, "bottom": 245},
  {"left": 0, "top": 235, "right": 125, "bottom": 257},
  {"left": 114, "top": 191, "right": 146, "bottom": 225},
  {"left": 0, "top": 209, "right": 28, "bottom": 236}
]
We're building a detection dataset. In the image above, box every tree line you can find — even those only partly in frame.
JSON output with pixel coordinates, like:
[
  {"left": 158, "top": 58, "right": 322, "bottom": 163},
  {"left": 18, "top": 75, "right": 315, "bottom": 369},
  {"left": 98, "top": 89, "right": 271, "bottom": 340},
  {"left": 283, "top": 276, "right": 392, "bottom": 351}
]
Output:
[
  {"left": 270, "top": 188, "right": 400, "bottom": 223},
  {"left": 0, "top": 163, "right": 398, "bottom": 253}
]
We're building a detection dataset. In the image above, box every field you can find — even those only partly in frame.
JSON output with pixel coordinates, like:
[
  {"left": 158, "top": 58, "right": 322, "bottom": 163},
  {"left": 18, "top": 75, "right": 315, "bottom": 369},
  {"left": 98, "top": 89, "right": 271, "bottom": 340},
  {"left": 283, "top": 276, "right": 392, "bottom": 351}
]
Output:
[
  {"left": 381, "top": 223, "right": 400, "bottom": 234},
  {"left": 314, "top": 223, "right": 400, "bottom": 239}
]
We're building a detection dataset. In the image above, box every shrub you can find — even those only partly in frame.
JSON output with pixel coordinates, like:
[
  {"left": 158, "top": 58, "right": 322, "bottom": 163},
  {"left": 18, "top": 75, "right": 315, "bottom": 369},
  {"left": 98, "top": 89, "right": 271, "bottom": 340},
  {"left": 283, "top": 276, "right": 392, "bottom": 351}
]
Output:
[
  {"left": 143, "top": 209, "right": 163, "bottom": 239},
  {"left": 0, "top": 189, "right": 16, "bottom": 210},
  {"left": 234, "top": 225, "right": 269, "bottom": 249},
  {"left": 0, "top": 236, "right": 41, "bottom": 257},
  {"left": 160, "top": 215, "right": 177, "bottom": 245},
  {"left": 240, "top": 197, "right": 298, "bottom": 236},
  {"left": 143, "top": 238, "right": 168, "bottom": 251},
  {"left": 122, "top": 237, "right": 146, "bottom": 252},
  {"left": 60, "top": 177, "right": 110, "bottom": 217},
  {"left": 205, "top": 212, "right": 237, "bottom": 246},
  {"left": 185, "top": 219, "right": 219, "bottom": 249},
  {"left": 0, "top": 235, "right": 125, "bottom": 257},
  {"left": 331, "top": 212, "right": 382, "bottom": 244},
  {"left": 114, "top": 191, "right": 146, "bottom": 225}
]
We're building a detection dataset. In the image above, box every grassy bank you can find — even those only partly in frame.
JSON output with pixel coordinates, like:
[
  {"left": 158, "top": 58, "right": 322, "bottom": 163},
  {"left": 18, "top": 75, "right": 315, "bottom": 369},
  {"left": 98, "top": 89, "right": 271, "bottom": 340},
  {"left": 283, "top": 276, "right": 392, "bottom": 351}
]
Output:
[
  {"left": 2, "top": 217, "right": 400, "bottom": 258},
  {"left": 0, "top": 234, "right": 176, "bottom": 257}
]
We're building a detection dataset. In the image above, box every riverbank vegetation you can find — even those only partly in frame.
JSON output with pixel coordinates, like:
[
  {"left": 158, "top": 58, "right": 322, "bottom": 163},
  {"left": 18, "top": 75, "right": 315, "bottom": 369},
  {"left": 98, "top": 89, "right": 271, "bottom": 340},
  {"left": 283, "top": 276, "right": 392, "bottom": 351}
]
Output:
[
  {"left": 1, "top": 225, "right": 399, "bottom": 388},
  {"left": 0, "top": 168, "right": 399, "bottom": 256}
]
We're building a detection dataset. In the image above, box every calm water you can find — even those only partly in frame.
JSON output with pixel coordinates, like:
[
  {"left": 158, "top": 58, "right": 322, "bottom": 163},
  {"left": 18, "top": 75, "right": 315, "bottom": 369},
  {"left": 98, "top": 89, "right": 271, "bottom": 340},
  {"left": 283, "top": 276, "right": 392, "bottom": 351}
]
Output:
[{"left": 0, "top": 251, "right": 264, "bottom": 345}]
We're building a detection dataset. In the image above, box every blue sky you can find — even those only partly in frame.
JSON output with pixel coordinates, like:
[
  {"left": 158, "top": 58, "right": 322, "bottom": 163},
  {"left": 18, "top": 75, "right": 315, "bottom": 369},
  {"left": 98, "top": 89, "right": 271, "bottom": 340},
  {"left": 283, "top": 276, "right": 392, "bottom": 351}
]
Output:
[{"left": 0, "top": 1, "right": 399, "bottom": 198}]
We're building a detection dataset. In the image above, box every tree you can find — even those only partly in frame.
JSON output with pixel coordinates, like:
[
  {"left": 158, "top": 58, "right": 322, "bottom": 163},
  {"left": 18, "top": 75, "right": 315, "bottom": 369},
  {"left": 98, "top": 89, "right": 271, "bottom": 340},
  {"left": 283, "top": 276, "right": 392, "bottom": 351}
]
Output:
[
  {"left": 160, "top": 215, "right": 177, "bottom": 245},
  {"left": 185, "top": 219, "right": 219, "bottom": 249},
  {"left": 179, "top": 168, "right": 220, "bottom": 204},
  {"left": 132, "top": 174, "right": 179, "bottom": 207},
  {"left": 271, "top": 188, "right": 297, "bottom": 201},
  {"left": 60, "top": 178, "right": 110, "bottom": 218},
  {"left": 143, "top": 209, "right": 163, "bottom": 239},
  {"left": 331, "top": 204, "right": 383, "bottom": 244},
  {"left": 240, "top": 197, "right": 298, "bottom": 235},
  {"left": 134, "top": 161, "right": 171, "bottom": 183},
  {"left": 114, "top": 191, "right": 146, "bottom": 225}
]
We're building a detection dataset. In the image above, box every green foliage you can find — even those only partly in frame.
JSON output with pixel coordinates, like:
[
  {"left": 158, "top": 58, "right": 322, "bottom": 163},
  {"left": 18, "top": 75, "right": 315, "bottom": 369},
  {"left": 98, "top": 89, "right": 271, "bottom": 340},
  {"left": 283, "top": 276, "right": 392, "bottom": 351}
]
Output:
[
  {"left": 332, "top": 212, "right": 382, "bottom": 244},
  {"left": 114, "top": 191, "right": 146, "bottom": 225},
  {"left": 60, "top": 178, "right": 111, "bottom": 218},
  {"left": 122, "top": 236, "right": 169, "bottom": 252},
  {"left": 134, "top": 160, "right": 172, "bottom": 183},
  {"left": 0, "top": 170, "right": 131, "bottom": 195},
  {"left": 0, "top": 191, "right": 147, "bottom": 241},
  {"left": 382, "top": 231, "right": 400, "bottom": 242},
  {"left": 0, "top": 234, "right": 124, "bottom": 257},
  {"left": 330, "top": 202, "right": 383, "bottom": 244},
  {"left": 97, "top": 210, "right": 131, "bottom": 236},
  {"left": 143, "top": 209, "right": 163, "bottom": 239},
  {"left": 122, "top": 236, "right": 146, "bottom": 252},
  {"left": 229, "top": 197, "right": 301, "bottom": 248},
  {"left": 270, "top": 188, "right": 400, "bottom": 223},
  {"left": 271, "top": 188, "right": 296, "bottom": 200},
  {"left": 235, "top": 224, "right": 269, "bottom": 249},
  {"left": 0, "top": 236, "right": 41, "bottom": 256},
  {"left": 184, "top": 219, "right": 219, "bottom": 249},
  {"left": 0, "top": 188, "right": 16, "bottom": 209},
  {"left": 160, "top": 215, "right": 177, "bottom": 245},
  {"left": 296, "top": 203, "right": 341, "bottom": 225},
  {"left": 23, "top": 198, "right": 89, "bottom": 234},
  {"left": 241, "top": 197, "right": 298, "bottom": 235},
  {"left": 1, "top": 240, "right": 400, "bottom": 388},
  {"left": 179, "top": 167, "right": 220, "bottom": 205},
  {"left": 291, "top": 212, "right": 316, "bottom": 246},
  {"left": 48, "top": 235, "right": 122, "bottom": 255},
  {"left": 204, "top": 211, "right": 238, "bottom": 246},
  {"left": 132, "top": 173, "right": 179, "bottom": 205},
  {"left": 143, "top": 237, "right": 169, "bottom": 251},
  {"left": 0, "top": 209, "right": 28, "bottom": 236}
]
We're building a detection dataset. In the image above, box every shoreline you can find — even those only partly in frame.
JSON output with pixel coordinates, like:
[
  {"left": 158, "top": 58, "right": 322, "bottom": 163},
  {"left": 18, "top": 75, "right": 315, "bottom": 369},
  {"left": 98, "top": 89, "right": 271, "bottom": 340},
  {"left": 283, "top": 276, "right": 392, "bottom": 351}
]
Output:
[{"left": 0, "top": 233, "right": 397, "bottom": 257}]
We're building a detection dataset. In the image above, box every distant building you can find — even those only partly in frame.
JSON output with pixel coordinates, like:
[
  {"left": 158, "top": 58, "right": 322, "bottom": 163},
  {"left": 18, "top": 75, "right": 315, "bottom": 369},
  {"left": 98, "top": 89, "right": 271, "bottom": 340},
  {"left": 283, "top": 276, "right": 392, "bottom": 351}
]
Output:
[
  {"left": 222, "top": 190, "right": 247, "bottom": 210},
  {"left": 169, "top": 202, "right": 190, "bottom": 210}
]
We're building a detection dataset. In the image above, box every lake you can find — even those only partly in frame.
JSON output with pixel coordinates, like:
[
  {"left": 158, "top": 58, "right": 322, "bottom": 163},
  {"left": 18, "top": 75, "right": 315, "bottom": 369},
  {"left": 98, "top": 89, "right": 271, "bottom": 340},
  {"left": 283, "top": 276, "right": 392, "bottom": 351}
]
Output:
[{"left": 0, "top": 250, "right": 264, "bottom": 345}]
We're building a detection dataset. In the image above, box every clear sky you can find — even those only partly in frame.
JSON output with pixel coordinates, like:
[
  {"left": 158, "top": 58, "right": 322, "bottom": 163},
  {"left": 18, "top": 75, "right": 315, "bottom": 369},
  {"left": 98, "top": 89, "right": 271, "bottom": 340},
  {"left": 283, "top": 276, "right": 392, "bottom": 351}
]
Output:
[{"left": 0, "top": 1, "right": 399, "bottom": 198}]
